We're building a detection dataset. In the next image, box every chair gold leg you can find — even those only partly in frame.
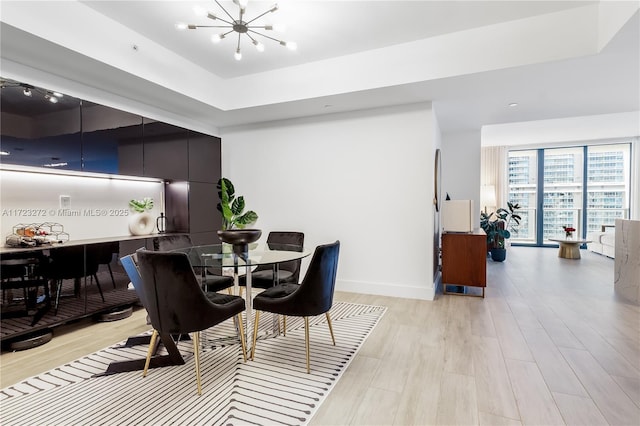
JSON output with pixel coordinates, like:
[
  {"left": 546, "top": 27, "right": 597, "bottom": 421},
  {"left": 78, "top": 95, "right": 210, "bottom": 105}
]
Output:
[
  {"left": 304, "top": 317, "right": 310, "bottom": 373},
  {"left": 326, "top": 312, "right": 336, "bottom": 346},
  {"left": 237, "top": 313, "right": 247, "bottom": 362},
  {"left": 283, "top": 316, "right": 287, "bottom": 336},
  {"left": 193, "top": 332, "right": 202, "bottom": 395},
  {"left": 251, "top": 310, "right": 260, "bottom": 360},
  {"left": 142, "top": 330, "right": 158, "bottom": 377},
  {"left": 239, "top": 286, "right": 243, "bottom": 298}
]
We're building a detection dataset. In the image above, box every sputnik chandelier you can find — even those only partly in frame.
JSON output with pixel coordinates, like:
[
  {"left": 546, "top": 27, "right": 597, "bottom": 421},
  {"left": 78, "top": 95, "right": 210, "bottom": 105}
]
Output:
[{"left": 176, "top": 0, "right": 296, "bottom": 61}]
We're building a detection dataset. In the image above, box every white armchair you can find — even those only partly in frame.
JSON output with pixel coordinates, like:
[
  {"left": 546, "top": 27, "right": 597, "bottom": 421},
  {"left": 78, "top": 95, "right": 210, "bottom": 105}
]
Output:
[{"left": 587, "top": 225, "right": 615, "bottom": 258}]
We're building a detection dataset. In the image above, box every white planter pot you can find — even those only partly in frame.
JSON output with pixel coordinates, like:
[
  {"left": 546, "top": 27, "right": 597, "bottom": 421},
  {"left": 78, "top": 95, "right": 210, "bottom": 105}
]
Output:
[{"left": 128, "top": 212, "right": 154, "bottom": 236}]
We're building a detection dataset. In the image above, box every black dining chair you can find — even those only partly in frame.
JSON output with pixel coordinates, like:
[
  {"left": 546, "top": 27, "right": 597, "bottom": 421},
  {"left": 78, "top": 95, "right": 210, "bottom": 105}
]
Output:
[
  {"left": 48, "top": 245, "right": 105, "bottom": 315},
  {"left": 239, "top": 231, "right": 305, "bottom": 295},
  {"left": 1, "top": 253, "right": 50, "bottom": 324},
  {"left": 136, "top": 250, "right": 247, "bottom": 395},
  {"left": 251, "top": 240, "right": 340, "bottom": 373},
  {"left": 154, "top": 234, "right": 234, "bottom": 293},
  {"left": 94, "top": 241, "right": 120, "bottom": 288}
]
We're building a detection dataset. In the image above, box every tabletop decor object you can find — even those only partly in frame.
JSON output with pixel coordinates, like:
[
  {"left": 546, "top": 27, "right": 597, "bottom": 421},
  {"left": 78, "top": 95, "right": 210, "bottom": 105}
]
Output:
[
  {"left": 5, "top": 222, "right": 69, "bottom": 247},
  {"left": 217, "top": 229, "right": 262, "bottom": 257},
  {"left": 562, "top": 225, "right": 575, "bottom": 238},
  {"left": 128, "top": 197, "right": 155, "bottom": 236}
]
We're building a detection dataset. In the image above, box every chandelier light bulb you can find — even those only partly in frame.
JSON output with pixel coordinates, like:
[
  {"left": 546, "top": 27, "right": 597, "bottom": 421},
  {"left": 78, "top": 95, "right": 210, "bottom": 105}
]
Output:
[
  {"left": 23, "top": 87, "right": 32, "bottom": 97},
  {"left": 175, "top": 22, "right": 188, "bottom": 30},
  {"left": 281, "top": 41, "right": 297, "bottom": 51},
  {"left": 237, "top": 0, "right": 249, "bottom": 10},
  {"left": 211, "top": 33, "right": 224, "bottom": 43},
  {"left": 253, "top": 40, "right": 265, "bottom": 52},
  {"left": 272, "top": 23, "right": 286, "bottom": 32},
  {"left": 234, "top": 48, "right": 242, "bottom": 61},
  {"left": 52, "top": 91, "right": 63, "bottom": 98}
]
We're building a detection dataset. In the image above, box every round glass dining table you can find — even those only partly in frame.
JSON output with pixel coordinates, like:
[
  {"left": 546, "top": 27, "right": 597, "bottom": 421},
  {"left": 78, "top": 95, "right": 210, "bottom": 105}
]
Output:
[{"left": 171, "top": 243, "right": 311, "bottom": 346}]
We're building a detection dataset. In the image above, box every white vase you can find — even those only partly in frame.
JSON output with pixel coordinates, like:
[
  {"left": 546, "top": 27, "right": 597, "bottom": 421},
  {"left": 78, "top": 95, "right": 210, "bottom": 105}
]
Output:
[{"left": 128, "top": 212, "right": 154, "bottom": 236}]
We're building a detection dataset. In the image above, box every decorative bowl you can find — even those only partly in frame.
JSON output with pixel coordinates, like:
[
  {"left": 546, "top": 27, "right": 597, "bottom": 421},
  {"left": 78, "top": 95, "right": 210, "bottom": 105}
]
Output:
[{"left": 217, "top": 229, "right": 262, "bottom": 257}]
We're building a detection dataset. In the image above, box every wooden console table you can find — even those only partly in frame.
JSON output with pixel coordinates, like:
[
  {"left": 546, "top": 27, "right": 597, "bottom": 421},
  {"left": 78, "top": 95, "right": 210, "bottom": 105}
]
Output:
[{"left": 441, "top": 230, "right": 487, "bottom": 297}]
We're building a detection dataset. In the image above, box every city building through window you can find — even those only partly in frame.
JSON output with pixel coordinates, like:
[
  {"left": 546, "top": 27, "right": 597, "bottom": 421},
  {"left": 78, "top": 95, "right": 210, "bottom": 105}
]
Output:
[{"left": 508, "top": 142, "right": 631, "bottom": 245}]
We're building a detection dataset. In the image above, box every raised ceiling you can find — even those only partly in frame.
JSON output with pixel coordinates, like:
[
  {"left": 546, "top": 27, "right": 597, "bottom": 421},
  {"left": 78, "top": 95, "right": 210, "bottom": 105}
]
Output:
[
  {"left": 1, "top": 1, "right": 638, "bottom": 134},
  {"left": 80, "top": 1, "right": 596, "bottom": 78}
]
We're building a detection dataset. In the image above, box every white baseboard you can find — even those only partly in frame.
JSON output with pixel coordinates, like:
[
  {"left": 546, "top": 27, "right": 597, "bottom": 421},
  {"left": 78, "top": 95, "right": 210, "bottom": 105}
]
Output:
[{"left": 336, "top": 278, "right": 436, "bottom": 300}]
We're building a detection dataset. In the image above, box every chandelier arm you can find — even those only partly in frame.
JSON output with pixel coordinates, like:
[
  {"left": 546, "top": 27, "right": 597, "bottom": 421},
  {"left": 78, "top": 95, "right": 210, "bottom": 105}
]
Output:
[
  {"left": 247, "top": 29, "right": 284, "bottom": 44},
  {"left": 215, "top": 0, "right": 237, "bottom": 23},
  {"left": 214, "top": 29, "right": 236, "bottom": 39},
  {"left": 206, "top": 16, "right": 234, "bottom": 25},
  {"left": 245, "top": 8, "right": 276, "bottom": 25},
  {"left": 237, "top": 32, "right": 242, "bottom": 50},
  {"left": 190, "top": 25, "right": 234, "bottom": 29}
]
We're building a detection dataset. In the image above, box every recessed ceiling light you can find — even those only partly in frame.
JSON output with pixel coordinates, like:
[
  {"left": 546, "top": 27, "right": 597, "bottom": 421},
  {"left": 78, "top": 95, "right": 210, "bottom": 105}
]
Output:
[
  {"left": 508, "top": 102, "right": 519, "bottom": 107},
  {"left": 0, "top": 151, "right": 10, "bottom": 156}
]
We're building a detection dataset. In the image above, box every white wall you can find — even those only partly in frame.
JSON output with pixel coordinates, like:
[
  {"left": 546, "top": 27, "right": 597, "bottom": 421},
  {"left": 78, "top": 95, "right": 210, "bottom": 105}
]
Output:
[
  {"left": 221, "top": 103, "right": 438, "bottom": 300},
  {"left": 441, "top": 130, "right": 482, "bottom": 228}
]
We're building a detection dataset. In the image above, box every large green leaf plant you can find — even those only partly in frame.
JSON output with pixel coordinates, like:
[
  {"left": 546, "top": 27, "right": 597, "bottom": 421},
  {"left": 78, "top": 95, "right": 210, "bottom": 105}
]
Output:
[
  {"left": 480, "top": 201, "right": 521, "bottom": 249},
  {"left": 217, "top": 178, "right": 258, "bottom": 230}
]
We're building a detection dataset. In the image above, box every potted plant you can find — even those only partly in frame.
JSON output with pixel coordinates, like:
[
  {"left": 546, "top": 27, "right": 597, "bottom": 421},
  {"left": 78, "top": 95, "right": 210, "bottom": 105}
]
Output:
[
  {"left": 216, "top": 178, "right": 260, "bottom": 253},
  {"left": 480, "top": 201, "right": 521, "bottom": 262},
  {"left": 216, "top": 178, "right": 258, "bottom": 230}
]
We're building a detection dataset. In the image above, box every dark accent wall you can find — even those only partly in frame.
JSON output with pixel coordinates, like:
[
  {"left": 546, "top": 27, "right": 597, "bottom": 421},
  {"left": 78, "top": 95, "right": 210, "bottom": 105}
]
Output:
[
  {"left": 0, "top": 79, "right": 223, "bottom": 245},
  {"left": 114, "top": 120, "right": 223, "bottom": 245}
]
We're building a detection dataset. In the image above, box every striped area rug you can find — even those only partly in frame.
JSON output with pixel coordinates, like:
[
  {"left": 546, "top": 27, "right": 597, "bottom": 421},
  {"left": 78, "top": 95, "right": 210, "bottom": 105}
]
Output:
[{"left": 1, "top": 302, "right": 385, "bottom": 425}]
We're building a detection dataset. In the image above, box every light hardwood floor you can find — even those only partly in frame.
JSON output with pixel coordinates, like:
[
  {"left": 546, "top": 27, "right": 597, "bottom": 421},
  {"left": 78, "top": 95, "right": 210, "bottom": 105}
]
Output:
[{"left": 2, "top": 247, "right": 639, "bottom": 425}]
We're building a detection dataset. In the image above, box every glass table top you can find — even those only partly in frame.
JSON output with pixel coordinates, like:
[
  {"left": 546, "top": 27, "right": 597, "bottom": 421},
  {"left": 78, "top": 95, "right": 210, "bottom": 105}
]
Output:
[{"left": 171, "top": 243, "right": 311, "bottom": 268}]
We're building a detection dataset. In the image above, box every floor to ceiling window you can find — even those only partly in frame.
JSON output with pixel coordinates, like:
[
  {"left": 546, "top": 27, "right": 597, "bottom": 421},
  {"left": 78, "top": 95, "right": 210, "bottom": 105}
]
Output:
[{"left": 508, "top": 142, "right": 631, "bottom": 246}]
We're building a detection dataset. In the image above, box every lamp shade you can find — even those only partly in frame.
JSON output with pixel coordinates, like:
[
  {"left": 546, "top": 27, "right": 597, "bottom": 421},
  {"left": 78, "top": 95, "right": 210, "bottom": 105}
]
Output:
[{"left": 481, "top": 185, "right": 497, "bottom": 209}]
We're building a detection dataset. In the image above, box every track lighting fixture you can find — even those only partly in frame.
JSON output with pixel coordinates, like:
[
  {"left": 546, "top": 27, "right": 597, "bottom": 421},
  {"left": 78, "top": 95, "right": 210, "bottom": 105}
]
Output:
[{"left": 1, "top": 78, "right": 64, "bottom": 104}]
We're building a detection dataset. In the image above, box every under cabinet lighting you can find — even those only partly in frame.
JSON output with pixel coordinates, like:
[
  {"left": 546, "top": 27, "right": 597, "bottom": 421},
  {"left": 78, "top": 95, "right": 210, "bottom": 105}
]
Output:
[{"left": 0, "top": 164, "right": 164, "bottom": 183}]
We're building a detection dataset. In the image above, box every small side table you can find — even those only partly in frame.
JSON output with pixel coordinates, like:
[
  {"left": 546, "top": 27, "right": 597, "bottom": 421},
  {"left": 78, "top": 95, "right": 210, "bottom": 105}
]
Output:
[{"left": 548, "top": 238, "right": 592, "bottom": 259}]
